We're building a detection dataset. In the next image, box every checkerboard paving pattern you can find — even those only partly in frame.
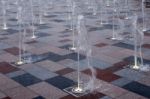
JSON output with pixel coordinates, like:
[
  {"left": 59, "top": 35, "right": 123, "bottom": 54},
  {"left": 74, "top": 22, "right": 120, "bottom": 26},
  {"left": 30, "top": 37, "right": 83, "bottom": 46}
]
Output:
[{"left": 0, "top": 0, "right": 150, "bottom": 99}]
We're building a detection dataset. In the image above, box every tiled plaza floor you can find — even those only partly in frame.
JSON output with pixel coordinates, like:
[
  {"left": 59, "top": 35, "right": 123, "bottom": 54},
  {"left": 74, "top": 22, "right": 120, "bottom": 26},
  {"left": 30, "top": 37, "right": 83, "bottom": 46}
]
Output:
[{"left": 0, "top": 0, "right": 150, "bottom": 99}]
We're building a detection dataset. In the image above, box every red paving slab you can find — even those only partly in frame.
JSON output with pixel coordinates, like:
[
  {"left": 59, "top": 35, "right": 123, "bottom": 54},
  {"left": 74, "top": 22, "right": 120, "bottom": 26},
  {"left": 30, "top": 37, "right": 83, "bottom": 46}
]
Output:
[
  {"left": 82, "top": 68, "right": 121, "bottom": 82},
  {"left": 0, "top": 62, "right": 19, "bottom": 74},
  {"left": 104, "top": 61, "right": 130, "bottom": 73},
  {"left": 94, "top": 43, "right": 108, "bottom": 47},
  {"left": 4, "top": 47, "right": 21, "bottom": 56},
  {"left": 60, "top": 92, "right": 105, "bottom": 99},
  {"left": 142, "top": 44, "right": 150, "bottom": 49}
]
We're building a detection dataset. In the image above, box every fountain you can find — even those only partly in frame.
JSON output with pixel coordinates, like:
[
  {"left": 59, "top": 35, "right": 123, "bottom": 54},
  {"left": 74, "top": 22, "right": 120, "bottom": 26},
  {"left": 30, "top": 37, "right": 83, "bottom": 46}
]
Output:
[
  {"left": 64, "top": 15, "right": 97, "bottom": 97},
  {"left": 126, "top": 14, "right": 150, "bottom": 72},
  {"left": 116, "top": 19, "right": 125, "bottom": 40},
  {"left": 109, "top": 0, "right": 125, "bottom": 41},
  {"left": 1, "top": 0, "right": 8, "bottom": 30},
  {"left": 142, "top": 0, "right": 147, "bottom": 32},
  {"left": 66, "top": 0, "right": 73, "bottom": 30},
  {"left": 91, "top": 0, "right": 98, "bottom": 16},
  {"left": 43, "top": 0, "right": 50, "bottom": 16},
  {"left": 69, "top": 1, "right": 77, "bottom": 51},
  {"left": 110, "top": 0, "right": 118, "bottom": 40},
  {"left": 14, "top": 1, "right": 38, "bottom": 65},
  {"left": 104, "top": 1, "right": 109, "bottom": 25},
  {"left": 111, "top": 5, "right": 117, "bottom": 40},
  {"left": 15, "top": 6, "right": 24, "bottom": 65},
  {"left": 30, "top": 0, "right": 36, "bottom": 39},
  {"left": 73, "top": 15, "right": 85, "bottom": 93},
  {"left": 14, "top": 0, "right": 20, "bottom": 20},
  {"left": 38, "top": 0, "right": 45, "bottom": 24},
  {"left": 125, "top": 0, "right": 129, "bottom": 19},
  {"left": 106, "top": 0, "right": 110, "bottom": 7},
  {"left": 87, "top": 0, "right": 92, "bottom": 9},
  {"left": 98, "top": 0, "right": 104, "bottom": 25},
  {"left": 133, "top": 15, "right": 140, "bottom": 70},
  {"left": 21, "top": 6, "right": 31, "bottom": 64}
]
